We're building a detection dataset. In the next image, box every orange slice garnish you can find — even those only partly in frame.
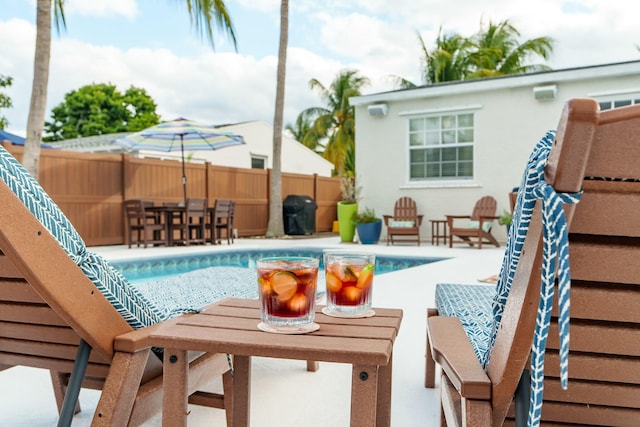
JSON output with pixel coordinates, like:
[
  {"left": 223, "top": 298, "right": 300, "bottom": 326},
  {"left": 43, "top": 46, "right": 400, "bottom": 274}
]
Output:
[
  {"left": 343, "top": 286, "right": 362, "bottom": 302},
  {"left": 356, "top": 264, "right": 374, "bottom": 289},
  {"left": 288, "top": 293, "right": 308, "bottom": 312},
  {"left": 326, "top": 272, "right": 343, "bottom": 293},
  {"left": 271, "top": 271, "right": 298, "bottom": 301}
]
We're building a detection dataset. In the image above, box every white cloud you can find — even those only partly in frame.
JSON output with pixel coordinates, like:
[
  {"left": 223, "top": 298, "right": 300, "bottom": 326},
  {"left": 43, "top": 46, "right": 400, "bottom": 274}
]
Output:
[
  {"left": 64, "top": 0, "right": 138, "bottom": 19},
  {"left": 3, "top": 1, "right": 640, "bottom": 137}
]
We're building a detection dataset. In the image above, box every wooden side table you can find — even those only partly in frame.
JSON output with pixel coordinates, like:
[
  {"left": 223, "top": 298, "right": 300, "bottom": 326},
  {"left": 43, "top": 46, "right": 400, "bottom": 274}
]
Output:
[
  {"left": 139, "top": 298, "right": 403, "bottom": 427},
  {"left": 429, "top": 219, "right": 448, "bottom": 246}
]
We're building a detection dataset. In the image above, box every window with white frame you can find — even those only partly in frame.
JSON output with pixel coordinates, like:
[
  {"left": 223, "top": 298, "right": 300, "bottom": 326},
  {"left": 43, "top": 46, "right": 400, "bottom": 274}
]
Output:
[
  {"left": 408, "top": 112, "right": 474, "bottom": 180},
  {"left": 251, "top": 155, "right": 267, "bottom": 169},
  {"left": 597, "top": 94, "right": 640, "bottom": 111}
]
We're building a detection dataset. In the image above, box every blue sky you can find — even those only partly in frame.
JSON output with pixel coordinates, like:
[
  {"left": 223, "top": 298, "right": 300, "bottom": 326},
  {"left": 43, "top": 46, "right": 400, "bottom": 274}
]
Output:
[{"left": 2, "top": 0, "right": 640, "bottom": 137}]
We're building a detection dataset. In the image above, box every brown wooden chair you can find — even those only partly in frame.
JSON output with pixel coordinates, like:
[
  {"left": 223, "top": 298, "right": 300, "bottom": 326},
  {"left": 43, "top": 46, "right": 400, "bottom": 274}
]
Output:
[
  {"left": 123, "top": 199, "right": 166, "bottom": 248},
  {"left": 446, "top": 195, "right": 501, "bottom": 249},
  {"left": 208, "top": 199, "right": 235, "bottom": 245},
  {"left": 426, "top": 98, "right": 640, "bottom": 426},
  {"left": 169, "top": 198, "right": 207, "bottom": 245},
  {"left": 382, "top": 196, "right": 424, "bottom": 245},
  {"left": 0, "top": 150, "right": 231, "bottom": 426}
]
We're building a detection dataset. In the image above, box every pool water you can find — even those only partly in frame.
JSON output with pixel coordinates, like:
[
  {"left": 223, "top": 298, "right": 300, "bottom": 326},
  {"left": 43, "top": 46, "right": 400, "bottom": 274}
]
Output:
[{"left": 112, "top": 247, "right": 444, "bottom": 284}]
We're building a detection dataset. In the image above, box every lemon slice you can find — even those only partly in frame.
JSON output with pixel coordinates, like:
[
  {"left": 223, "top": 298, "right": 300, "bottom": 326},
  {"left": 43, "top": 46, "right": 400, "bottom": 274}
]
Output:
[{"left": 271, "top": 271, "right": 298, "bottom": 301}]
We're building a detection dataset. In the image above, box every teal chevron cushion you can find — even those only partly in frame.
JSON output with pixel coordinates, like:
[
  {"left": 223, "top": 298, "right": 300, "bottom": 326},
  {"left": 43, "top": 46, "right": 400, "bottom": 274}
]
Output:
[
  {"left": 435, "top": 283, "right": 495, "bottom": 365},
  {"left": 0, "top": 146, "right": 164, "bottom": 329}
]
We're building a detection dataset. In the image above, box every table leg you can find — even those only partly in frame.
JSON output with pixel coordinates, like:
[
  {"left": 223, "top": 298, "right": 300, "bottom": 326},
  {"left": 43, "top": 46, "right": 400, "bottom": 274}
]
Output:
[
  {"left": 163, "top": 349, "right": 189, "bottom": 427},
  {"left": 351, "top": 364, "right": 378, "bottom": 427},
  {"left": 231, "top": 355, "right": 251, "bottom": 427},
  {"left": 376, "top": 355, "right": 393, "bottom": 427}
]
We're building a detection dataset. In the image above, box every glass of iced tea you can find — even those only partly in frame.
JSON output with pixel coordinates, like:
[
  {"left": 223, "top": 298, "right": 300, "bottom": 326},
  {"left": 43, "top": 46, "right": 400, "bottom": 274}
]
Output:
[
  {"left": 323, "top": 252, "right": 376, "bottom": 317},
  {"left": 256, "top": 257, "right": 319, "bottom": 333}
]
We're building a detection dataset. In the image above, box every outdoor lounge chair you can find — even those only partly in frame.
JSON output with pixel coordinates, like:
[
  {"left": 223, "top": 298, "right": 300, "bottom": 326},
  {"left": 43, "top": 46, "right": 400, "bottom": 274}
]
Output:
[
  {"left": 446, "top": 195, "right": 500, "bottom": 249},
  {"left": 383, "top": 196, "right": 423, "bottom": 245},
  {"left": 0, "top": 146, "right": 234, "bottom": 425},
  {"left": 425, "top": 98, "right": 640, "bottom": 426}
]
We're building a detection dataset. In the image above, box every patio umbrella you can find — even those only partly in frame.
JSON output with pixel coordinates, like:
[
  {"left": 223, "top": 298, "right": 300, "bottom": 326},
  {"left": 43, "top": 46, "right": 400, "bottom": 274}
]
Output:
[{"left": 112, "top": 118, "right": 245, "bottom": 205}]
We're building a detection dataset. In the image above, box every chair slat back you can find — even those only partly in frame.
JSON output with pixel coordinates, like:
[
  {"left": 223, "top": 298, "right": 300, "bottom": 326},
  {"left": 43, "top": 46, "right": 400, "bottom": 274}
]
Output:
[
  {"left": 470, "top": 196, "right": 497, "bottom": 220},
  {"left": 393, "top": 197, "right": 418, "bottom": 221}
]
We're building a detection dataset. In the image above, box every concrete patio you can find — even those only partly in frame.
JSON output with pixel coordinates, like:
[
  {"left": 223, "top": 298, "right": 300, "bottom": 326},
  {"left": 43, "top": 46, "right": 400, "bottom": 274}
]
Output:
[{"left": 0, "top": 235, "right": 505, "bottom": 426}]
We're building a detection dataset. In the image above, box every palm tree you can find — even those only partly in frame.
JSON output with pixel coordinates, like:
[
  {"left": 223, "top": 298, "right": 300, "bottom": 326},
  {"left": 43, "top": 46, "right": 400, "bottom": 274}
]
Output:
[
  {"left": 393, "top": 20, "right": 553, "bottom": 88},
  {"left": 21, "top": 0, "right": 237, "bottom": 178},
  {"left": 467, "top": 20, "right": 554, "bottom": 78},
  {"left": 302, "top": 69, "right": 369, "bottom": 176},
  {"left": 285, "top": 110, "right": 317, "bottom": 150},
  {"left": 266, "top": 0, "right": 288, "bottom": 238}
]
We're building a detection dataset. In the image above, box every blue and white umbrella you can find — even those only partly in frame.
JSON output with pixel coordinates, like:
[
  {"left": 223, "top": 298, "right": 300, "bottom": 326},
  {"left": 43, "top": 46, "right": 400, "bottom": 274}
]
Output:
[{"left": 113, "top": 118, "right": 245, "bottom": 204}]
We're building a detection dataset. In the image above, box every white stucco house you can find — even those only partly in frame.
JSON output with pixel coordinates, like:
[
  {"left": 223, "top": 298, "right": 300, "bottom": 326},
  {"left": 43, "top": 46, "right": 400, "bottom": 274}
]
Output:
[
  {"left": 350, "top": 60, "right": 640, "bottom": 244},
  {"left": 52, "top": 120, "right": 334, "bottom": 177}
]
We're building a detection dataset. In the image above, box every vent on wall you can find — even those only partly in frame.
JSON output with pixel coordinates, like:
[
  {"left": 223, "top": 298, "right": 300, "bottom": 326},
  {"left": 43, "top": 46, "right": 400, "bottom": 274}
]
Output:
[
  {"left": 533, "top": 85, "right": 557, "bottom": 101},
  {"left": 367, "top": 103, "right": 388, "bottom": 116}
]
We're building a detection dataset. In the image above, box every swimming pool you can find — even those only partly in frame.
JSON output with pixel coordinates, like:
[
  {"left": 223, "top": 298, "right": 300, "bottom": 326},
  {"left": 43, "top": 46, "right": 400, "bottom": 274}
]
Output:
[{"left": 112, "top": 247, "right": 444, "bottom": 284}]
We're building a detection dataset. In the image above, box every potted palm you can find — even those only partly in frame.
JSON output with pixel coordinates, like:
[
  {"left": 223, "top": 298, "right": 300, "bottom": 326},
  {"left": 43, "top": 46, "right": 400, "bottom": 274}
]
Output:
[
  {"left": 354, "top": 207, "right": 382, "bottom": 244},
  {"left": 499, "top": 210, "right": 513, "bottom": 234},
  {"left": 337, "top": 176, "right": 360, "bottom": 242}
]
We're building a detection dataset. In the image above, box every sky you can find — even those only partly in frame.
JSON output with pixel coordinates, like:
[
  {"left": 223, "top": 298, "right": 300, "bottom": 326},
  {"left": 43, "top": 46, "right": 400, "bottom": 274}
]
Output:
[{"left": 2, "top": 0, "right": 640, "bottom": 138}]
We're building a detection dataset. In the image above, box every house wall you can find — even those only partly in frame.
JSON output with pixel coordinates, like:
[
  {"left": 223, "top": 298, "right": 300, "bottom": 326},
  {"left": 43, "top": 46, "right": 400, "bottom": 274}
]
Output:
[{"left": 353, "top": 62, "right": 640, "bottom": 244}]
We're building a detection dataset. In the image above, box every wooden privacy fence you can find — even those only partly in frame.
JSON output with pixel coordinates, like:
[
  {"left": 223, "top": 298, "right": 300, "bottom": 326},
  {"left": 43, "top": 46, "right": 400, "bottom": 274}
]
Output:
[{"left": 3, "top": 143, "right": 341, "bottom": 246}]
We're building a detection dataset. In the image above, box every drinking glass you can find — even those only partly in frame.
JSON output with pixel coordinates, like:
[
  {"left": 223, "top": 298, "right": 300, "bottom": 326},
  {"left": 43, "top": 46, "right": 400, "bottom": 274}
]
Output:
[
  {"left": 256, "top": 257, "right": 319, "bottom": 333},
  {"left": 323, "top": 252, "right": 376, "bottom": 317}
]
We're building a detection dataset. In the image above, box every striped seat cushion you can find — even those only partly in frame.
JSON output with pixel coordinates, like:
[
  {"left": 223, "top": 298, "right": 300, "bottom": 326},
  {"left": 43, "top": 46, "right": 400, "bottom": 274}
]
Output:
[{"left": 435, "top": 283, "right": 495, "bottom": 365}]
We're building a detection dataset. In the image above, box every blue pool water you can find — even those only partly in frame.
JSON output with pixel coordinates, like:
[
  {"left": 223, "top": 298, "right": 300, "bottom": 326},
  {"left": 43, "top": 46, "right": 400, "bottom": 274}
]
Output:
[{"left": 112, "top": 247, "right": 444, "bottom": 284}]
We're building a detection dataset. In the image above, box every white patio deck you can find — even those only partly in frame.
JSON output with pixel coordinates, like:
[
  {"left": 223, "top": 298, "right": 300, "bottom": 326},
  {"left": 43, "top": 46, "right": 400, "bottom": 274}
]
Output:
[{"left": 0, "top": 235, "right": 505, "bottom": 426}]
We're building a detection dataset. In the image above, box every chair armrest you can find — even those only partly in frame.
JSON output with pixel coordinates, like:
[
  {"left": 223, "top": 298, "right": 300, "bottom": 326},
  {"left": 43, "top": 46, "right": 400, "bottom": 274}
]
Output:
[
  {"left": 382, "top": 215, "right": 392, "bottom": 225},
  {"left": 445, "top": 215, "right": 471, "bottom": 228},
  {"left": 427, "top": 316, "right": 491, "bottom": 400},
  {"left": 416, "top": 215, "right": 424, "bottom": 226}
]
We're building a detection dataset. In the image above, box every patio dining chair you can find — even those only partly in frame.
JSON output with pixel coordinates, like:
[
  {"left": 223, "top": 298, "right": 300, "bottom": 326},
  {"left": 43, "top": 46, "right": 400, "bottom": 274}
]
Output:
[
  {"left": 0, "top": 146, "right": 236, "bottom": 426},
  {"left": 208, "top": 199, "right": 235, "bottom": 245},
  {"left": 425, "top": 99, "right": 640, "bottom": 426},
  {"left": 123, "top": 199, "right": 167, "bottom": 248}
]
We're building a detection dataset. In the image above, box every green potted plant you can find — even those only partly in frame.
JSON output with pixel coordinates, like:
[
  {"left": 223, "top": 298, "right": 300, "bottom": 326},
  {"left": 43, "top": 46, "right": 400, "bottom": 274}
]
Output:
[
  {"left": 499, "top": 210, "right": 513, "bottom": 234},
  {"left": 337, "top": 176, "right": 361, "bottom": 242},
  {"left": 354, "top": 207, "right": 382, "bottom": 244}
]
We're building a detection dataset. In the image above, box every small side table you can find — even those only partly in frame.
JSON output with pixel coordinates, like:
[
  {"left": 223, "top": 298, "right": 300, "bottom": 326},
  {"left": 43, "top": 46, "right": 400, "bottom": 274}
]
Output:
[
  {"left": 144, "top": 298, "right": 403, "bottom": 427},
  {"left": 429, "top": 219, "right": 448, "bottom": 246}
]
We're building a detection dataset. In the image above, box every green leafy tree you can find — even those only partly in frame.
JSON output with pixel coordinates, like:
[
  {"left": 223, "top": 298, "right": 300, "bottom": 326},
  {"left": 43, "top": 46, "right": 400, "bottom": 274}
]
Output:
[
  {"left": 44, "top": 83, "right": 160, "bottom": 141},
  {"left": 467, "top": 20, "right": 554, "bottom": 78},
  {"left": 22, "top": 0, "right": 237, "bottom": 178},
  {"left": 302, "top": 69, "right": 369, "bottom": 176},
  {"left": 393, "top": 19, "right": 554, "bottom": 88},
  {"left": 0, "top": 74, "right": 13, "bottom": 129},
  {"left": 285, "top": 110, "right": 317, "bottom": 150}
]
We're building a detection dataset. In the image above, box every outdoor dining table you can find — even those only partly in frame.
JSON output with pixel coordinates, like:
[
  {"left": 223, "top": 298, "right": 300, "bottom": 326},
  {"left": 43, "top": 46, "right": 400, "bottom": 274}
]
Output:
[
  {"left": 130, "top": 297, "right": 403, "bottom": 426},
  {"left": 146, "top": 204, "right": 218, "bottom": 246}
]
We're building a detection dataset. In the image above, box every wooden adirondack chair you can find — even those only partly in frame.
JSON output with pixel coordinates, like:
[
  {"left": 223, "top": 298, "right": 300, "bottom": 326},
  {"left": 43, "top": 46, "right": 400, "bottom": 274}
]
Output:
[
  {"left": 446, "top": 196, "right": 501, "bottom": 249},
  {"left": 426, "top": 98, "right": 640, "bottom": 426},
  {"left": 382, "top": 196, "right": 424, "bottom": 245},
  {"left": 0, "top": 147, "right": 231, "bottom": 426}
]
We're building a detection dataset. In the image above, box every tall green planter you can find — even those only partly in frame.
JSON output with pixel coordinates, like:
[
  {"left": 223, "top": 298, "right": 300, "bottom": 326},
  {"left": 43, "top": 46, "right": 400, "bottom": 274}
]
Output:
[{"left": 337, "top": 201, "right": 358, "bottom": 243}]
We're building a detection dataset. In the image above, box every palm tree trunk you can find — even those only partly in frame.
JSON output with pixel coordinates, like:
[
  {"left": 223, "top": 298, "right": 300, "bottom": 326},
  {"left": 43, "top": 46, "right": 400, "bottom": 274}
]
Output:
[
  {"left": 22, "top": 0, "right": 52, "bottom": 178},
  {"left": 266, "top": 0, "right": 288, "bottom": 237}
]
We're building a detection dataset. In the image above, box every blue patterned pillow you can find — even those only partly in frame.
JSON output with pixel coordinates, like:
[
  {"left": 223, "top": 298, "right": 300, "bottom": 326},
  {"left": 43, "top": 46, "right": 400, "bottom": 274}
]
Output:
[
  {"left": 0, "top": 146, "right": 164, "bottom": 329},
  {"left": 435, "top": 283, "right": 495, "bottom": 365}
]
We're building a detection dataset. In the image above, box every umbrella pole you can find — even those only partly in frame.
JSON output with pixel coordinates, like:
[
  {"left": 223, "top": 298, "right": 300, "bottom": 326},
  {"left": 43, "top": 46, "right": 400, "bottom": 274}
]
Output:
[{"left": 180, "top": 137, "right": 187, "bottom": 207}]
